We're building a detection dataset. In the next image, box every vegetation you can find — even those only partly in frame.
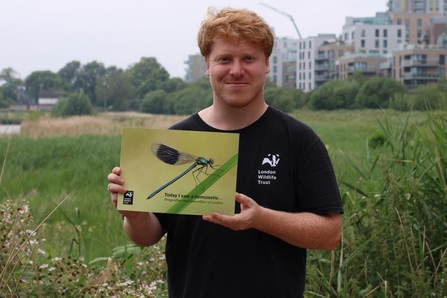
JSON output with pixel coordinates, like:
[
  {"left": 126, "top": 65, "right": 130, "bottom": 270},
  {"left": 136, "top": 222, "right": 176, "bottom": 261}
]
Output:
[
  {"left": 2, "top": 58, "right": 447, "bottom": 117},
  {"left": 0, "top": 108, "right": 446, "bottom": 297}
]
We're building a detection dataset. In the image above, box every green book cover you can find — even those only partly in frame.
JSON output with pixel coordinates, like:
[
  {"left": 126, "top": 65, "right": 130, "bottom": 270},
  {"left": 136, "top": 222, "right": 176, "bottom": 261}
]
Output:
[{"left": 117, "top": 128, "right": 239, "bottom": 216}]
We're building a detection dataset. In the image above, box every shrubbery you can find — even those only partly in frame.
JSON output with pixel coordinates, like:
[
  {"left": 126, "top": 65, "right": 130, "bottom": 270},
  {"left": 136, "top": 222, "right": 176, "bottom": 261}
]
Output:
[{"left": 51, "top": 92, "right": 93, "bottom": 117}]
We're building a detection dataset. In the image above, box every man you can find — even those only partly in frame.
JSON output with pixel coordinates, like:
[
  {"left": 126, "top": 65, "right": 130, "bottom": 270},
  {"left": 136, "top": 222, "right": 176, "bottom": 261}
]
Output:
[{"left": 108, "top": 7, "right": 343, "bottom": 297}]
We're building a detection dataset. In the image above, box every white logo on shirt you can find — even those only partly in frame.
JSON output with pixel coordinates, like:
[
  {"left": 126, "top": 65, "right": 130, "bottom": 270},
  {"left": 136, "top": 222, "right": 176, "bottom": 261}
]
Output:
[{"left": 261, "top": 154, "right": 280, "bottom": 167}]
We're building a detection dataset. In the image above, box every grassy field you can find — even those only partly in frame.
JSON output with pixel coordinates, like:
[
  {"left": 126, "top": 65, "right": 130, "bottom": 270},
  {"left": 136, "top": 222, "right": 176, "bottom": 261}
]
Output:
[{"left": 1, "top": 108, "right": 445, "bottom": 297}]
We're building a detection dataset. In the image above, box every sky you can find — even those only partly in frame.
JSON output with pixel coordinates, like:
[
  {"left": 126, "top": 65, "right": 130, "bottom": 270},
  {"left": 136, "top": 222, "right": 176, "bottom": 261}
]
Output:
[{"left": 0, "top": 0, "right": 388, "bottom": 81}]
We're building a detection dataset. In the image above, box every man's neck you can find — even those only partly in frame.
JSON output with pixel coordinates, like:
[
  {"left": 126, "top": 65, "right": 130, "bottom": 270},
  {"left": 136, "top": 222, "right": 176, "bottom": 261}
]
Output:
[{"left": 198, "top": 101, "right": 268, "bottom": 131}]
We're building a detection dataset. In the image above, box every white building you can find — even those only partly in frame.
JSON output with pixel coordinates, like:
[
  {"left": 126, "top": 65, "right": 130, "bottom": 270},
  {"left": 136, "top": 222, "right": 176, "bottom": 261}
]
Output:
[
  {"left": 268, "top": 37, "right": 298, "bottom": 87},
  {"left": 296, "top": 34, "right": 337, "bottom": 92},
  {"left": 342, "top": 16, "right": 406, "bottom": 56}
]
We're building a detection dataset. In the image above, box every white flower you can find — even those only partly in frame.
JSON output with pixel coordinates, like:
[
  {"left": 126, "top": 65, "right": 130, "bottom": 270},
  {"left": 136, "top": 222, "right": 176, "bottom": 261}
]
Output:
[
  {"left": 38, "top": 248, "right": 46, "bottom": 255},
  {"left": 39, "top": 264, "right": 49, "bottom": 269}
]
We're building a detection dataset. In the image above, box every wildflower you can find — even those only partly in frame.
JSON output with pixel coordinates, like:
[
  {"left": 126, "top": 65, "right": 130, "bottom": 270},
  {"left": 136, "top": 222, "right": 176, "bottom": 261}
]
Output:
[
  {"left": 52, "top": 257, "right": 62, "bottom": 262},
  {"left": 39, "top": 264, "right": 49, "bottom": 269},
  {"left": 19, "top": 206, "right": 29, "bottom": 214},
  {"left": 26, "top": 230, "right": 36, "bottom": 236},
  {"left": 117, "top": 280, "right": 134, "bottom": 287},
  {"left": 38, "top": 248, "right": 46, "bottom": 255}
]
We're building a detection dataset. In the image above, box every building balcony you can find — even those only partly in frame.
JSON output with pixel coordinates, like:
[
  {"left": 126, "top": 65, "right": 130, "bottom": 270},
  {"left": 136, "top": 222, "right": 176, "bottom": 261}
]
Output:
[
  {"left": 315, "top": 54, "right": 328, "bottom": 61},
  {"left": 346, "top": 67, "right": 377, "bottom": 74},
  {"left": 401, "top": 73, "right": 440, "bottom": 80},
  {"left": 315, "top": 64, "right": 328, "bottom": 70},
  {"left": 401, "top": 60, "right": 440, "bottom": 67},
  {"left": 315, "top": 75, "right": 329, "bottom": 82}
]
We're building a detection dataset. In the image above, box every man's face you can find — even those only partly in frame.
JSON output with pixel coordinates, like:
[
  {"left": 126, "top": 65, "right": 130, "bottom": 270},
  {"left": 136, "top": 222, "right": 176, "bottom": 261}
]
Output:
[{"left": 206, "top": 37, "right": 270, "bottom": 109}]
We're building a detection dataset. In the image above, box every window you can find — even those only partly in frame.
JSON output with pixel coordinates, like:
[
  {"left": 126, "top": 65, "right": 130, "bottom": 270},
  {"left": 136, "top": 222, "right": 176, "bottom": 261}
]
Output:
[
  {"left": 375, "top": 29, "right": 380, "bottom": 37},
  {"left": 405, "top": 19, "right": 410, "bottom": 27},
  {"left": 375, "top": 40, "right": 380, "bottom": 48},
  {"left": 339, "top": 50, "right": 344, "bottom": 57},
  {"left": 303, "top": 73, "right": 306, "bottom": 80},
  {"left": 309, "top": 82, "right": 311, "bottom": 90},
  {"left": 361, "top": 39, "right": 365, "bottom": 47},
  {"left": 273, "top": 66, "right": 277, "bottom": 73},
  {"left": 344, "top": 32, "right": 348, "bottom": 40},
  {"left": 309, "top": 72, "right": 311, "bottom": 80},
  {"left": 440, "top": 54, "right": 445, "bottom": 65},
  {"left": 361, "top": 29, "right": 365, "bottom": 37},
  {"left": 397, "top": 18, "right": 402, "bottom": 25},
  {"left": 273, "top": 56, "right": 277, "bottom": 64},
  {"left": 309, "top": 62, "right": 312, "bottom": 69},
  {"left": 273, "top": 75, "right": 277, "bottom": 83},
  {"left": 383, "top": 29, "right": 388, "bottom": 37},
  {"left": 417, "top": 30, "right": 422, "bottom": 38},
  {"left": 328, "top": 50, "right": 335, "bottom": 58},
  {"left": 383, "top": 40, "right": 388, "bottom": 48},
  {"left": 309, "top": 41, "right": 312, "bottom": 49},
  {"left": 417, "top": 19, "right": 422, "bottom": 27},
  {"left": 308, "top": 52, "right": 311, "bottom": 59},
  {"left": 398, "top": 29, "right": 402, "bottom": 38}
]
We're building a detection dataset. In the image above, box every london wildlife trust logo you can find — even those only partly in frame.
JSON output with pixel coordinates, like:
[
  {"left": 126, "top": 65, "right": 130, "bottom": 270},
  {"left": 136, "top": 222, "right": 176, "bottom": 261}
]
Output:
[
  {"left": 262, "top": 154, "right": 280, "bottom": 167},
  {"left": 123, "top": 191, "right": 134, "bottom": 205}
]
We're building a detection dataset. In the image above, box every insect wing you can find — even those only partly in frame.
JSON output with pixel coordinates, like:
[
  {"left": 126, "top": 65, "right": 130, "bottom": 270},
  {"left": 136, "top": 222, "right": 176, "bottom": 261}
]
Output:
[{"left": 151, "top": 143, "right": 197, "bottom": 165}]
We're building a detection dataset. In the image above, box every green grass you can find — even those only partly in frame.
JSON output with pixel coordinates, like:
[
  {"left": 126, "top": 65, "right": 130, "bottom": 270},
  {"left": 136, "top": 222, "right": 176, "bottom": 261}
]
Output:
[{"left": 1, "top": 109, "right": 446, "bottom": 297}]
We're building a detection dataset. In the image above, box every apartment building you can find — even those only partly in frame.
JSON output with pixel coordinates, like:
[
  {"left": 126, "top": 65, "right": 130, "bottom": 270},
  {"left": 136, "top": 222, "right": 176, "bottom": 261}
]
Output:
[
  {"left": 184, "top": 54, "right": 207, "bottom": 83},
  {"left": 296, "top": 34, "right": 337, "bottom": 92},
  {"left": 342, "top": 15, "right": 406, "bottom": 55},
  {"left": 315, "top": 41, "right": 355, "bottom": 88},
  {"left": 380, "top": 44, "right": 447, "bottom": 88},
  {"left": 389, "top": 12, "right": 443, "bottom": 44},
  {"left": 338, "top": 53, "right": 388, "bottom": 80},
  {"left": 268, "top": 37, "right": 298, "bottom": 87},
  {"left": 388, "top": 0, "right": 447, "bottom": 15}
]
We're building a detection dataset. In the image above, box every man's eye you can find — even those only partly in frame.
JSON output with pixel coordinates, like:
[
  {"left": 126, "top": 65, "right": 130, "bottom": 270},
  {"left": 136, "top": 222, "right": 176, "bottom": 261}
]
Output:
[{"left": 245, "top": 56, "right": 254, "bottom": 61}]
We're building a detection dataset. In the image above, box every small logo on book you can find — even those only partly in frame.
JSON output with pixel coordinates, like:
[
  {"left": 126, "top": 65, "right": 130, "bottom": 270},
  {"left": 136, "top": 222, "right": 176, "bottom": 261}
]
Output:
[{"left": 123, "top": 191, "right": 134, "bottom": 205}]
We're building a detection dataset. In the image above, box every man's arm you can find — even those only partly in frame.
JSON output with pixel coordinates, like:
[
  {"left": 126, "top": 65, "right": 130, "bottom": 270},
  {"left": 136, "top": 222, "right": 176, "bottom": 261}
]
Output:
[
  {"left": 202, "top": 192, "right": 342, "bottom": 250},
  {"left": 108, "top": 167, "right": 165, "bottom": 247}
]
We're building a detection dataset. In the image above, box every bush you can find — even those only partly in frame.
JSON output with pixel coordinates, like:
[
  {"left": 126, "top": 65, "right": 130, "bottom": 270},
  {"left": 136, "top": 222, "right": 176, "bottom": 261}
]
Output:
[
  {"left": 51, "top": 92, "right": 93, "bottom": 117},
  {"left": 368, "top": 129, "right": 388, "bottom": 148}
]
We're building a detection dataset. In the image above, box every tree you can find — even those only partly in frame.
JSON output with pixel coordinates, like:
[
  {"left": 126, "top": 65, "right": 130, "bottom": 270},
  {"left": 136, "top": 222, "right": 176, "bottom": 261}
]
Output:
[
  {"left": 161, "top": 78, "right": 189, "bottom": 93},
  {"left": 140, "top": 90, "right": 168, "bottom": 114},
  {"left": 57, "top": 61, "right": 81, "bottom": 92},
  {"left": 96, "top": 71, "right": 134, "bottom": 111},
  {"left": 76, "top": 61, "right": 106, "bottom": 106},
  {"left": 0, "top": 68, "right": 23, "bottom": 104},
  {"left": 167, "top": 86, "right": 212, "bottom": 115},
  {"left": 410, "top": 83, "right": 445, "bottom": 110},
  {"left": 354, "top": 77, "right": 406, "bottom": 109},
  {"left": 264, "top": 87, "right": 295, "bottom": 113},
  {"left": 308, "top": 79, "right": 360, "bottom": 110},
  {"left": 51, "top": 92, "right": 93, "bottom": 117},
  {"left": 126, "top": 57, "right": 170, "bottom": 98},
  {"left": 24, "top": 70, "right": 64, "bottom": 100}
]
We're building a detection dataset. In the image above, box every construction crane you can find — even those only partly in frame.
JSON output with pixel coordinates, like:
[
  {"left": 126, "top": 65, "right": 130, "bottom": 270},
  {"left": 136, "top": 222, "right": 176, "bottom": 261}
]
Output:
[{"left": 260, "top": 2, "right": 302, "bottom": 39}]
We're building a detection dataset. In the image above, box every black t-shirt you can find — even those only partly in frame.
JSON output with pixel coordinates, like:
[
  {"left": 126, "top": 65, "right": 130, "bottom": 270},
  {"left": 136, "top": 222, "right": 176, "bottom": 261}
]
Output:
[{"left": 154, "top": 106, "right": 343, "bottom": 298}]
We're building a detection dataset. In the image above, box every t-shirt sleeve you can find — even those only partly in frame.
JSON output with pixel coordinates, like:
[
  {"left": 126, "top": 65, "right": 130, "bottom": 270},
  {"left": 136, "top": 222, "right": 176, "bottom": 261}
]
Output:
[{"left": 296, "top": 140, "right": 344, "bottom": 214}]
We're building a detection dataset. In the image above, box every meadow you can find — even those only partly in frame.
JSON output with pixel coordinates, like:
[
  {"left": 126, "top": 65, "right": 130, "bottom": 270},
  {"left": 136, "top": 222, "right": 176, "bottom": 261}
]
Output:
[{"left": 1, "top": 109, "right": 446, "bottom": 297}]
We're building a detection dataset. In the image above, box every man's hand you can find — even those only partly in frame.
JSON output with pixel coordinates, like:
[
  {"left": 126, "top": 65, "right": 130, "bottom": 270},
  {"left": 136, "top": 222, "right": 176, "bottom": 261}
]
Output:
[
  {"left": 202, "top": 193, "right": 261, "bottom": 230},
  {"left": 203, "top": 192, "right": 342, "bottom": 250}
]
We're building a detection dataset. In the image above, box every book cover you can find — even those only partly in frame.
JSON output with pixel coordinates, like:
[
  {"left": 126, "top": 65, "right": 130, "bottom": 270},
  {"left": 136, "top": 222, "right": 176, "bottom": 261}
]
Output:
[{"left": 117, "top": 128, "right": 239, "bottom": 216}]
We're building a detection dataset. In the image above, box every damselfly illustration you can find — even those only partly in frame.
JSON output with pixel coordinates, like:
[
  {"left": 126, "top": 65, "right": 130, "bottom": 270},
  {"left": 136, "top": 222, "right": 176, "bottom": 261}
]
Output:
[{"left": 147, "top": 143, "right": 216, "bottom": 199}]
